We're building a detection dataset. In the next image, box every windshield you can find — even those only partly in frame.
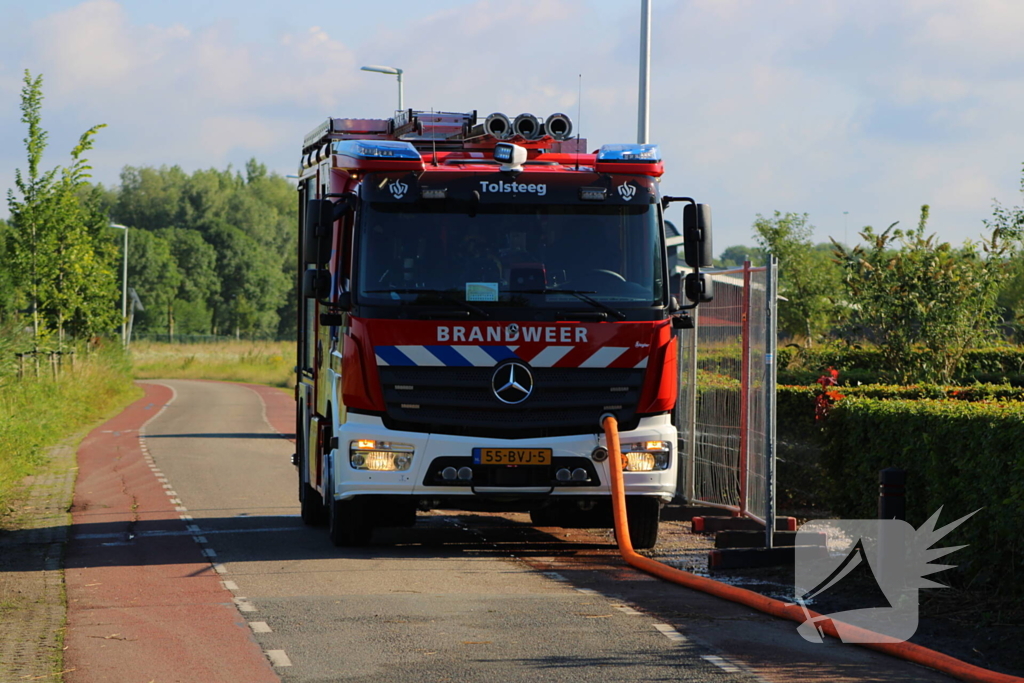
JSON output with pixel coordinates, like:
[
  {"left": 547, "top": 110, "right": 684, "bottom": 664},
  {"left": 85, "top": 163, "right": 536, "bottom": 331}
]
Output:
[{"left": 357, "top": 201, "right": 665, "bottom": 310}]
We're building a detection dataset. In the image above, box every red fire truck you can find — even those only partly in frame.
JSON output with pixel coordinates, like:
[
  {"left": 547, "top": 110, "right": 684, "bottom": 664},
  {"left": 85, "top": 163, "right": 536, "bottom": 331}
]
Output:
[{"left": 294, "top": 109, "right": 713, "bottom": 548}]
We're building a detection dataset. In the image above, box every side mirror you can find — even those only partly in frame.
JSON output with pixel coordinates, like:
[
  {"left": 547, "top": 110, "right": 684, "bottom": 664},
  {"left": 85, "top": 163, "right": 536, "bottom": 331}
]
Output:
[
  {"left": 684, "top": 272, "right": 714, "bottom": 303},
  {"left": 302, "top": 268, "right": 331, "bottom": 300},
  {"left": 683, "top": 204, "right": 713, "bottom": 268},
  {"left": 305, "top": 199, "right": 338, "bottom": 265}
]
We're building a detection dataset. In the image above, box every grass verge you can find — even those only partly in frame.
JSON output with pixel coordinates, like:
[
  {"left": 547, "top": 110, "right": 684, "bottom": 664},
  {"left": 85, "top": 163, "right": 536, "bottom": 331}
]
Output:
[
  {"left": 0, "top": 347, "right": 140, "bottom": 517},
  {"left": 130, "top": 340, "right": 295, "bottom": 388}
]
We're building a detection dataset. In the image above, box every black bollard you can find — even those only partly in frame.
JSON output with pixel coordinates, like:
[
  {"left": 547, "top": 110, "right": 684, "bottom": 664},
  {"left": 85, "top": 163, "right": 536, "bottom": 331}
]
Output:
[{"left": 878, "top": 467, "right": 906, "bottom": 521}]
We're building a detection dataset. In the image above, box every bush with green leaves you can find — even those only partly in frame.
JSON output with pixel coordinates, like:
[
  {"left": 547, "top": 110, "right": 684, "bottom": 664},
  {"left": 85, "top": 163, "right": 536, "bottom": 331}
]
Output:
[{"left": 834, "top": 205, "right": 1009, "bottom": 384}]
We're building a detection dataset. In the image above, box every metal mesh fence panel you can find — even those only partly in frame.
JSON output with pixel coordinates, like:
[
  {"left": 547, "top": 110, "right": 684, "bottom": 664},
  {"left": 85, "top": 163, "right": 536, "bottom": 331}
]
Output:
[{"left": 681, "top": 261, "right": 776, "bottom": 523}]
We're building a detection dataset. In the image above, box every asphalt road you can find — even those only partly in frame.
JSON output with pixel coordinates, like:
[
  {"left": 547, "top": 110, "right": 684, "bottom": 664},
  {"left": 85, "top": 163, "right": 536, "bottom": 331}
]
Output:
[{"left": 110, "top": 379, "right": 953, "bottom": 683}]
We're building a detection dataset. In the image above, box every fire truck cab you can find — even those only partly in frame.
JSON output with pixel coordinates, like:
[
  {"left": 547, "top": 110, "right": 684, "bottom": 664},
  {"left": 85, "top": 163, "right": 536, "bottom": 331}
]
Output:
[{"left": 294, "top": 109, "right": 712, "bottom": 548}]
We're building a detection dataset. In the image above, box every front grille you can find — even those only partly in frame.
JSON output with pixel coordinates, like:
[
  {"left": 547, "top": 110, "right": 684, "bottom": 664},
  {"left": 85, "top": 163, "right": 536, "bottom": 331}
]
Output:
[{"left": 378, "top": 366, "right": 644, "bottom": 439}]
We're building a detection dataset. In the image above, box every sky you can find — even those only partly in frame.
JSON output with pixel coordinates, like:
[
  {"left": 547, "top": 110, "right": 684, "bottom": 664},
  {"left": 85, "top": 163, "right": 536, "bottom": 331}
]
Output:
[{"left": 2, "top": 0, "right": 1024, "bottom": 251}]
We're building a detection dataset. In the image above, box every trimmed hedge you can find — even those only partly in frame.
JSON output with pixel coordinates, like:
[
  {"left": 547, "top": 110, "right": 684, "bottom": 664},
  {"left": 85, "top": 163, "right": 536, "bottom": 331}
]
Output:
[
  {"left": 820, "top": 398, "right": 1024, "bottom": 592},
  {"left": 777, "top": 346, "right": 1024, "bottom": 385},
  {"left": 778, "top": 383, "right": 1024, "bottom": 443}
]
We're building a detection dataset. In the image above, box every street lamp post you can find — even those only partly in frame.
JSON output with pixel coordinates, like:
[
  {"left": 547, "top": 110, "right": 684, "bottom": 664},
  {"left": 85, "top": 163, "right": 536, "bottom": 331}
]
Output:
[
  {"left": 637, "top": 0, "right": 651, "bottom": 144},
  {"left": 361, "top": 65, "right": 404, "bottom": 111},
  {"left": 110, "top": 223, "right": 128, "bottom": 347}
]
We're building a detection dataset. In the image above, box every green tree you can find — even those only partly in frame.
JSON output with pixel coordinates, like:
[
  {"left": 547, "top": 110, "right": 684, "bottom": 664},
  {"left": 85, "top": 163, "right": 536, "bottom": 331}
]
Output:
[
  {"left": 126, "top": 230, "right": 182, "bottom": 338},
  {"left": 835, "top": 205, "right": 1009, "bottom": 384},
  {"left": 205, "top": 223, "right": 288, "bottom": 338},
  {"left": 753, "top": 211, "right": 842, "bottom": 343},
  {"left": 7, "top": 70, "right": 119, "bottom": 345},
  {"left": 107, "top": 160, "right": 296, "bottom": 339},
  {"left": 7, "top": 71, "right": 58, "bottom": 341},
  {"left": 0, "top": 219, "right": 16, "bottom": 323},
  {"left": 715, "top": 245, "right": 765, "bottom": 268}
]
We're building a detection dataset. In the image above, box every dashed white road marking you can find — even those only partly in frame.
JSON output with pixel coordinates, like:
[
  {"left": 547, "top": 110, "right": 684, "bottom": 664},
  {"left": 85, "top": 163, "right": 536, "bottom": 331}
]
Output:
[
  {"left": 613, "top": 604, "right": 642, "bottom": 615},
  {"left": 574, "top": 587, "right": 600, "bottom": 595},
  {"left": 233, "top": 597, "right": 257, "bottom": 612},
  {"left": 249, "top": 621, "right": 272, "bottom": 633},
  {"left": 180, "top": 514, "right": 193, "bottom": 522},
  {"left": 266, "top": 650, "right": 292, "bottom": 667},
  {"left": 542, "top": 572, "right": 567, "bottom": 582},
  {"left": 212, "top": 563, "right": 227, "bottom": 574},
  {"left": 702, "top": 655, "right": 743, "bottom": 674},
  {"left": 194, "top": 536, "right": 208, "bottom": 544},
  {"left": 654, "top": 623, "right": 689, "bottom": 643},
  {"left": 201, "top": 548, "right": 217, "bottom": 558},
  {"left": 221, "top": 580, "right": 239, "bottom": 591}
]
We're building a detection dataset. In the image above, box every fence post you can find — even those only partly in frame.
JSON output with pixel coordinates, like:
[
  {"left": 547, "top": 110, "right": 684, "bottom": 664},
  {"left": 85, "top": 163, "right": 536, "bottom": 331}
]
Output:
[
  {"left": 738, "top": 261, "right": 751, "bottom": 517},
  {"left": 764, "top": 256, "right": 778, "bottom": 548}
]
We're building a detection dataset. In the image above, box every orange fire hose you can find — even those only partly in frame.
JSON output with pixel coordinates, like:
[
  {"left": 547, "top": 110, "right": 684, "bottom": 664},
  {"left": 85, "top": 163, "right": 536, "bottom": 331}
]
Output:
[{"left": 602, "top": 415, "right": 1023, "bottom": 683}]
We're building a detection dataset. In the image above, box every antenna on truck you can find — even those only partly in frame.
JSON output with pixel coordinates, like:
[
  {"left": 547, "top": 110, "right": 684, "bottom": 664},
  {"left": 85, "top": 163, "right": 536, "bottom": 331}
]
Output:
[{"left": 575, "top": 74, "right": 583, "bottom": 171}]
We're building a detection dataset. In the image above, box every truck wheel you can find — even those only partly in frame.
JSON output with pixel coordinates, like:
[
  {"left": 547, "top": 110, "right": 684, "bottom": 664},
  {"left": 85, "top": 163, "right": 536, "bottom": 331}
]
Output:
[
  {"left": 328, "top": 496, "right": 373, "bottom": 547},
  {"left": 297, "top": 431, "right": 326, "bottom": 526},
  {"left": 622, "top": 497, "right": 660, "bottom": 550}
]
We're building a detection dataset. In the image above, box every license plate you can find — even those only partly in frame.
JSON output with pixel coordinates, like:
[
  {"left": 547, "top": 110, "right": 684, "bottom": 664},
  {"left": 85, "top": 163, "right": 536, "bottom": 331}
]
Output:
[{"left": 472, "top": 448, "right": 552, "bottom": 466}]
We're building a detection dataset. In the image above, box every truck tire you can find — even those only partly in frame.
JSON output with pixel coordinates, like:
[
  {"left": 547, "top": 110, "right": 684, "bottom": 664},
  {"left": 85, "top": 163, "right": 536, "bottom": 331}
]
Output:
[
  {"left": 297, "top": 429, "right": 326, "bottom": 526},
  {"left": 622, "top": 497, "right": 660, "bottom": 550},
  {"left": 328, "top": 496, "right": 373, "bottom": 547}
]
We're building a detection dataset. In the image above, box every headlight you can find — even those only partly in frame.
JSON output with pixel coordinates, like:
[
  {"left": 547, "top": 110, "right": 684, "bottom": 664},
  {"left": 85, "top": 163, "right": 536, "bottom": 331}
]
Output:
[
  {"left": 349, "top": 440, "right": 414, "bottom": 471},
  {"left": 623, "top": 441, "right": 670, "bottom": 471}
]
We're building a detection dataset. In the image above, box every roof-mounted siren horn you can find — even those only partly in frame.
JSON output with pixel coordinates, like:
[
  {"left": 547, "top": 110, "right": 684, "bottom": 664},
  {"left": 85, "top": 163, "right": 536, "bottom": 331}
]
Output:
[
  {"left": 512, "top": 113, "right": 542, "bottom": 140},
  {"left": 484, "top": 112, "right": 512, "bottom": 139},
  {"left": 544, "top": 113, "right": 573, "bottom": 141}
]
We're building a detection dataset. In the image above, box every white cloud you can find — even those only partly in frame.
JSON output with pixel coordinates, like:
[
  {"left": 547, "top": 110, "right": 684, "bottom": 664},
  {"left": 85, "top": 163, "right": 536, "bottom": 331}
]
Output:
[{"left": 2, "top": 0, "right": 1023, "bottom": 250}]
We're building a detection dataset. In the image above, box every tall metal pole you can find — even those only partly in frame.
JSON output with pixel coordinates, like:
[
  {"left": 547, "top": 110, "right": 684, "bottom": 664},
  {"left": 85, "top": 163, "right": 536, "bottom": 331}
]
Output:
[
  {"left": 122, "top": 228, "right": 128, "bottom": 346},
  {"left": 110, "top": 223, "right": 129, "bottom": 347},
  {"left": 361, "top": 65, "right": 404, "bottom": 112},
  {"left": 637, "top": 0, "right": 651, "bottom": 144}
]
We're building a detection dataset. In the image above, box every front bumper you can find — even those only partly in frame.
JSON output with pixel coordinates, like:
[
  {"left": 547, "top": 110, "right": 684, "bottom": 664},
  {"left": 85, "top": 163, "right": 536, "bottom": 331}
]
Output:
[{"left": 329, "top": 413, "right": 676, "bottom": 504}]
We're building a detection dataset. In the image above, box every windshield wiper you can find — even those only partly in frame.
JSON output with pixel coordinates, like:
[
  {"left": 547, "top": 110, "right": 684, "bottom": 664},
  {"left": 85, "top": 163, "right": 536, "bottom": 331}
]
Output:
[
  {"left": 365, "top": 289, "right": 491, "bottom": 319},
  {"left": 509, "top": 288, "right": 626, "bottom": 320}
]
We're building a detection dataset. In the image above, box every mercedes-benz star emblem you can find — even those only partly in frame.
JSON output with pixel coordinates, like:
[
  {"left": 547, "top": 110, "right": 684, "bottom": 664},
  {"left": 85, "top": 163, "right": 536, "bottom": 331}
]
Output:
[{"left": 492, "top": 362, "right": 534, "bottom": 405}]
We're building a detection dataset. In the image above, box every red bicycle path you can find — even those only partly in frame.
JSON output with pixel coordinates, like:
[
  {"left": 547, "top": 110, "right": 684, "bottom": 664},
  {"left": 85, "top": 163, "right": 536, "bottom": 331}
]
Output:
[{"left": 63, "top": 381, "right": 294, "bottom": 683}]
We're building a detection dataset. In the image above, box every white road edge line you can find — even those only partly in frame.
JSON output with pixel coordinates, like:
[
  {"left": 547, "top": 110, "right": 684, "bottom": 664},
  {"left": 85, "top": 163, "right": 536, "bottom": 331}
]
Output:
[
  {"left": 653, "top": 623, "right": 689, "bottom": 643},
  {"left": 613, "top": 604, "right": 642, "bottom": 615},
  {"left": 221, "top": 580, "right": 239, "bottom": 591},
  {"left": 249, "top": 621, "right": 272, "bottom": 634},
  {"left": 266, "top": 650, "right": 292, "bottom": 667},
  {"left": 701, "top": 655, "right": 743, "bottom": 673}
]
